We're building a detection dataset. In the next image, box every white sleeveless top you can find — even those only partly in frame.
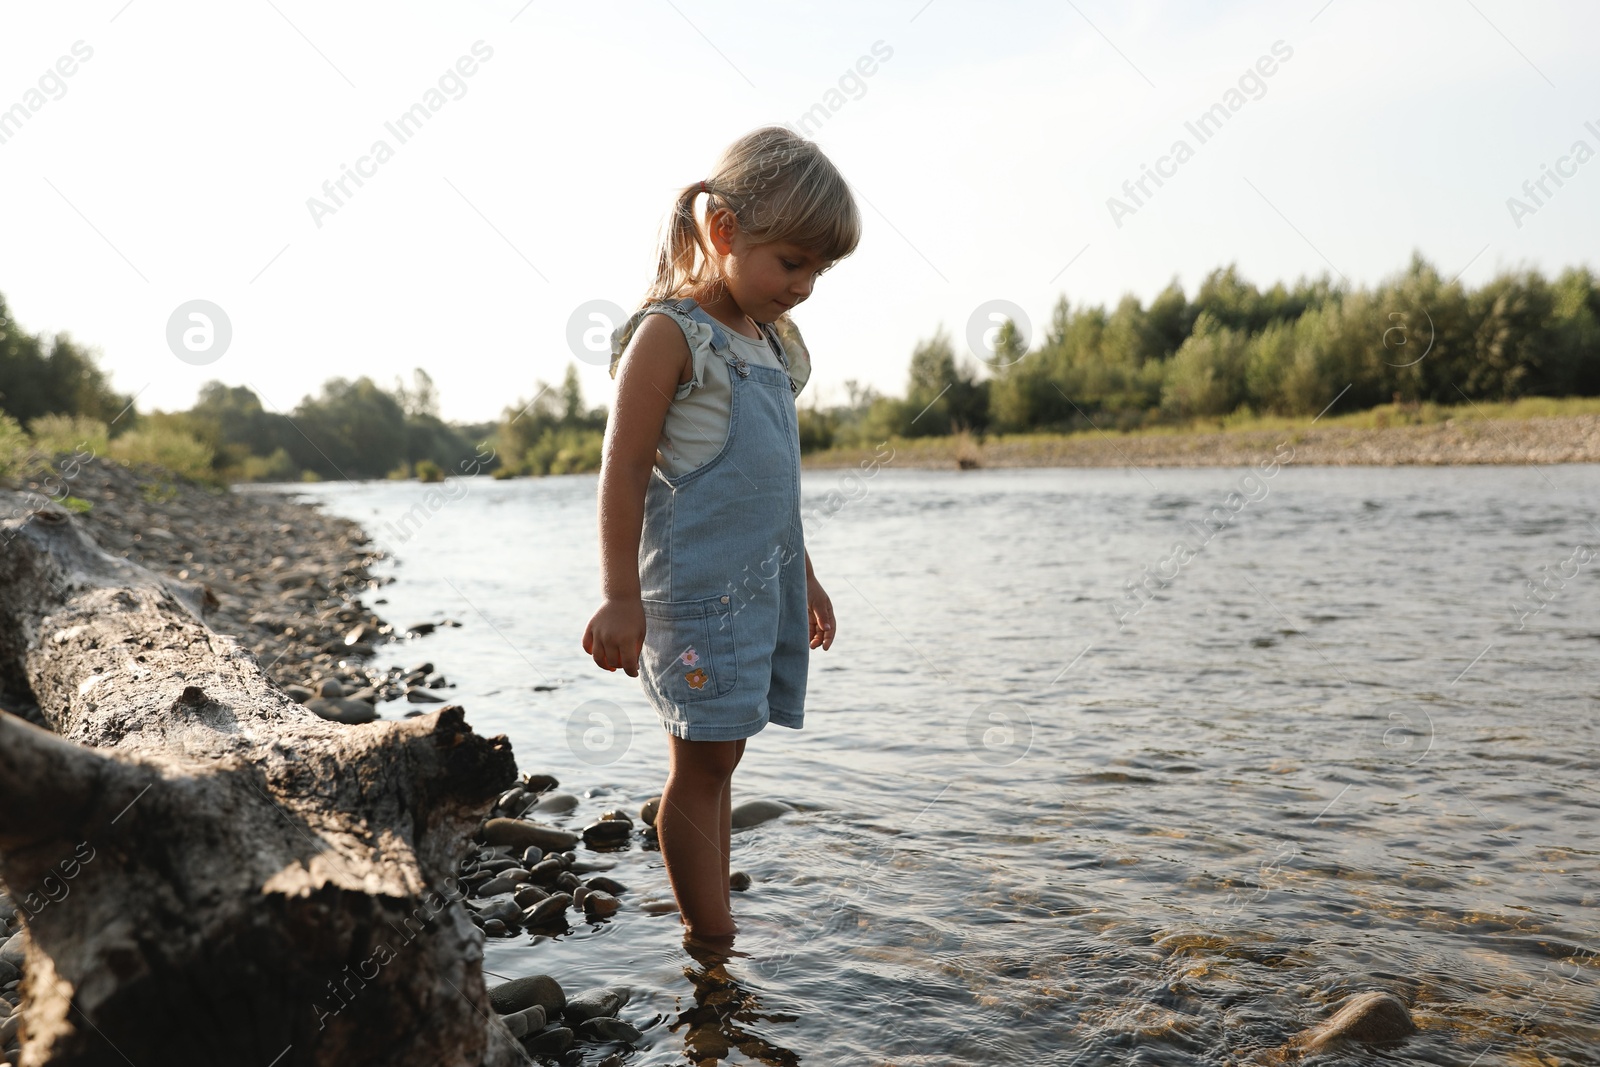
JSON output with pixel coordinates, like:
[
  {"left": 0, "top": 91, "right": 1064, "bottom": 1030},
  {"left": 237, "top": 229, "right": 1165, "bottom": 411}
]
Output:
[{"left": 610, "top": 307, "right": 812, "bottom": 479}]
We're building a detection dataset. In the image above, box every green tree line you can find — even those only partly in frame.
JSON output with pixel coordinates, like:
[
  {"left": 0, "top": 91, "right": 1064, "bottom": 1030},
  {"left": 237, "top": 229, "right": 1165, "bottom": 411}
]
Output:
[
  {"left": 6, "top": 251, "right": 1600, "bottom": 483},
  {"left": 799, "top": 252, "right": 1600, "bottom": 447}
]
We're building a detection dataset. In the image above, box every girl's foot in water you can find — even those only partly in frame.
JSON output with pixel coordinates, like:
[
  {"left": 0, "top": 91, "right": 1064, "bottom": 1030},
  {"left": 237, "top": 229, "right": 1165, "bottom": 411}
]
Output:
[{"left": 683, "top": 928, "right": 751, "bottom": 965}]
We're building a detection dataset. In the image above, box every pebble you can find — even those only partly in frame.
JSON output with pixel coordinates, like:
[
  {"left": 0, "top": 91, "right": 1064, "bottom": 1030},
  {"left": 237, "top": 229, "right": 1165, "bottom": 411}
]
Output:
[
  {"left": 1299, "top": 990, "right": 1416, "bottom": 1049},
  {"left": 578, "top": 1017, "right": 643, "bottom": 1044},
  {"left": 317, "top": 677, "right": 345, "bottom": 698},
  {"left": 281, "top": 684, "right": 313, "bottom": 704},
  {"left": 474, "top": 900, "right": 522, "bottom": 925},
  {"left": 567, "top": 858, "right": 615, "bottom": 874},
  {"left": 639, "top": 796, "right": 661, "bottom": 826},
  {"left": 582, "top": 820, "right": 632, "bottom": 847},
  {"left": 730, "top": 870, "right": 752, "bottom": 892},
  {"left": 0, "top": 1012, "right": 19, "bottom": 1045},
  {"left": 555, "top": 872, "right": 581, "bottom": 892},
  {"left": 527, "top": 858, "right": 565, "bottom": 886},
  {"left": 571, "top": 886, "right": 590, "bottom": 909},
  {"left": 530, "top": 792, "right": 580, "bottom": 814},
  {"left": 523, "top": 1026, "right": 574, "bottom": 1055},
  {"left": 513, "top": 885, "right": 549, "bottom": 909},
  {"left": 304, "top": 696, "right": 378, "bottom": 724},
  {"left": 583, "top": 891, "right": 621, "bottom": 919},
  {"left": 523, "top": 773, "right": 560, "bottom": 794},
  {"left": 0, "top": 939, "right": 23, "bottom": 967},
  {"left": 599, "top": 810, "right": 632, "bottom": 826},
  {"left": 482, "top": 919, "right": 508, "bottom": 937},
  {"left": 563, "top": 986, "right": 630, "bottom": 1023},
  {"left": 520, "top": 846, "right": 544, "bottom": 866},
  {"left": 585, "top": 875, "right": 628, "bottom": 895},
  {"left": 495, "top": 787, "right": 526, "bottom": 812},
  {"left": 0, "top": 962, "right": 16, "bottom": 987},
  {"left": 502, "top": 1004, "right": 546, "bottom": 1038},
  {"left": 405, "top": 685, "right": 445, "bottom": 703},
  {"left": 488, "top": 974, "right": 566, "bottom": 1016},
  {"left": 523, "top": 893, "right": 573, "bottom": 927},
  {"left": 477, "top": 875, "right": 522, "bottom": 897},
  {"left": 731, "top": 798, "right": 793, "bottom": 829},
  {"left": 480, "top": 818, "right": 579, "bottom": 852}
]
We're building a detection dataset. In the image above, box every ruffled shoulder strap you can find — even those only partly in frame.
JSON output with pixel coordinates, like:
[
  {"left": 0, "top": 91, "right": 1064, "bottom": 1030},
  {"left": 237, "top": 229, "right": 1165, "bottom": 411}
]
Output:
[
  {"left": 608, "top": 298, "right": 729, "bottom": 400},
  {"left": 769, "top": 313, "right": 812, "bottom": 398}
]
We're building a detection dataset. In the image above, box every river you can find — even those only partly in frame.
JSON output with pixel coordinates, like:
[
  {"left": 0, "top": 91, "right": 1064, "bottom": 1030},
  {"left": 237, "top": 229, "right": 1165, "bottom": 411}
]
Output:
[{"left": 286, "top": 461, "right": 1600, "bottom": 1066}]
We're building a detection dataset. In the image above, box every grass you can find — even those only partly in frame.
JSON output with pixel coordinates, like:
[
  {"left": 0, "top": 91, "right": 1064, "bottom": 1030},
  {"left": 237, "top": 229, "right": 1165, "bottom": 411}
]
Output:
[
  {"left": 1211, "top": 395, "right": 1600, "bottom": 435},
  {"left": 805, "top": 396, "right": 1600, "bottom": 466},
  {"left": 1072, "top": 395, "right": 1600, "bottom": 439}
]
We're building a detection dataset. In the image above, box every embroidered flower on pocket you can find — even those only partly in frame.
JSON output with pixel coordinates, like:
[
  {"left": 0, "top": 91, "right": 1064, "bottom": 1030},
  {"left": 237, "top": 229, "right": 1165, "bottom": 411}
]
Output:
[
  {"left": 684, "top": 667, "right": 709, "bottom": 690},
  {"left": 678, "top": 646, "right": 700, "bottom": 666}
]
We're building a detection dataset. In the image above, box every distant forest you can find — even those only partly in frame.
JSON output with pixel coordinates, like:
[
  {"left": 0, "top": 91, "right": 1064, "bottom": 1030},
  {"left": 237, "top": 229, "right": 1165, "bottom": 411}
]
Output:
[{"left": 3, "top": 252, "right": 1598, "bottom": 483}]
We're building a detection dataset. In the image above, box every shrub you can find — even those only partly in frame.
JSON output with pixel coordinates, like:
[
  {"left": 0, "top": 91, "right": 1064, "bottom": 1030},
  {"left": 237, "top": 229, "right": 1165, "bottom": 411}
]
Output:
[
  {"left": 797, "top": 405, "right": 835, "bottom": 453},
  {"left": 0, "top": 414, "right": 29, "bottom": 478},
  {"left": 26, "top": 414, "right": 109, "bottom": 461},
  {"left": 521, "top": 427, "right": 603, "bottom": 476},
  {"left": 109, "top": 425, "right": 216, "bottom": 481},
  {"left": 235, "top": 447, "right": 298, "bottom": 482}
]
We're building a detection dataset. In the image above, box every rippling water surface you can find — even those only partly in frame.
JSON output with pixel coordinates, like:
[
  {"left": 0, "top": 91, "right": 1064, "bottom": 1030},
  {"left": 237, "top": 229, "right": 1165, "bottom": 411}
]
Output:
[{"left": 287, "top": 464, "right": 1600, "bottom": 1066}]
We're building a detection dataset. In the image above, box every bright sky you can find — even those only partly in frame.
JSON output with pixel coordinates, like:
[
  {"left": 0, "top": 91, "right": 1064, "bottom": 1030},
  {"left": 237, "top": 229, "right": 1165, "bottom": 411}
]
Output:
[{"left": 2, "top": 0, "right": 1597, "bottom": 423}]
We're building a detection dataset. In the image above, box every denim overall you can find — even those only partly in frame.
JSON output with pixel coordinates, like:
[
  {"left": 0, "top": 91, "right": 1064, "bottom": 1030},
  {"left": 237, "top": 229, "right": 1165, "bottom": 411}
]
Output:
[{"left": 636, "top": 297, "right": 809, "bottom": 741}]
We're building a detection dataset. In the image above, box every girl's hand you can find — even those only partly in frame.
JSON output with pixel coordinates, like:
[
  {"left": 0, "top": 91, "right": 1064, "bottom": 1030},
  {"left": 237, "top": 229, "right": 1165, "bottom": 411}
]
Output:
[
  {"left": 806, "top": 574, "right": 836, "bottom": 651},
  {"left": 583, "top": 597, "right": 647, "bottom": 676}
]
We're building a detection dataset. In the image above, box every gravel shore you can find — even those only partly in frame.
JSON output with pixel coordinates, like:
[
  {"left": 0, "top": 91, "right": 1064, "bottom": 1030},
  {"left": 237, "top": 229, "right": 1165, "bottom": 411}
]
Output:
[{"left": 804, "top": 413, "right": 1600, "bottom": 470}]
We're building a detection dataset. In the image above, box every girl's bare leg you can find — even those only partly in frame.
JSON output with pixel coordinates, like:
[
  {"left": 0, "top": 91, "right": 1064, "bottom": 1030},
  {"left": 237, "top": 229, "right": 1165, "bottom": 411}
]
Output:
[
  {"left": 719, "top": 738, "right": 746, "bottom": 906},
  {"left": 660, "top": 736, "right": 741, "bottom": 939}
]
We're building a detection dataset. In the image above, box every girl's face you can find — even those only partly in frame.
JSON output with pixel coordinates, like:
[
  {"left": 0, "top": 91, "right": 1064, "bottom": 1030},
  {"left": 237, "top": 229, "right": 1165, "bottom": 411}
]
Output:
[{"left": 706, "top": 208, "right": 833, "bottom": 323}]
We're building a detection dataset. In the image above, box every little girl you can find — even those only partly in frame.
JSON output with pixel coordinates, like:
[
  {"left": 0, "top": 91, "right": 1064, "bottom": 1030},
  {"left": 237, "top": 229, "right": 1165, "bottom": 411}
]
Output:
[{"left": 582, "top": 126, "right": 860, "bottom": 946}]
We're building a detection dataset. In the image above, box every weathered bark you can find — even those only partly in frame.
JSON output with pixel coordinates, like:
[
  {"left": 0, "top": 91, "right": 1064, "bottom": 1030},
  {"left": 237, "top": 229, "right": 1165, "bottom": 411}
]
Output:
[{"left": 0, "top": 502, "right": 524, "bottom": 1066}]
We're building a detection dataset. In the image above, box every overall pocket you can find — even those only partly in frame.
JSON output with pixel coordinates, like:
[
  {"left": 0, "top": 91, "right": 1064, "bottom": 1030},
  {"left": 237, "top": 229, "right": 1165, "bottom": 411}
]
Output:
[{"left": 641, "top": 594, "right": 737, "bottom": 703}]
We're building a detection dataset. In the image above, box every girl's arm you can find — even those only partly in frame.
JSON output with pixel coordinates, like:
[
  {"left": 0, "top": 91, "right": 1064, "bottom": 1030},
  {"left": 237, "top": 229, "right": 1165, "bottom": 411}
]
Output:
[{"left": 583, "top": 314, "right": 692, "bottom": 675}]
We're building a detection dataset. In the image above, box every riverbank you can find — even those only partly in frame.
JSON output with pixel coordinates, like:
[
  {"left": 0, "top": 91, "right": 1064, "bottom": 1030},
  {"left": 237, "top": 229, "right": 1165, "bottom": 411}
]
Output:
[
  {"left": 804, "top": 410, "right": 1600, "bottom": 471},
  {"left": 0, "top": 456, "right": 657, "bottom": 1063},
  {"left": 0, "top": 455, "right": 425, "bottom": 723}
]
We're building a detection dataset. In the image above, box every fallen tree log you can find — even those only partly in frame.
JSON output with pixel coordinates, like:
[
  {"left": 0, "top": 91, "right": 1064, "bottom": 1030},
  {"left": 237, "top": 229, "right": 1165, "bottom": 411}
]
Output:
[{"left": 0, "top": 501, "right": 525, "bottom": 1066}]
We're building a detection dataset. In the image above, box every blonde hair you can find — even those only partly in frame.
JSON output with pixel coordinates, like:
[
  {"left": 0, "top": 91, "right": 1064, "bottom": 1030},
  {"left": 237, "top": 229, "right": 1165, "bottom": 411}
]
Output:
[{"left": 639, "top": 126, "right": 861, "bottom": 312}]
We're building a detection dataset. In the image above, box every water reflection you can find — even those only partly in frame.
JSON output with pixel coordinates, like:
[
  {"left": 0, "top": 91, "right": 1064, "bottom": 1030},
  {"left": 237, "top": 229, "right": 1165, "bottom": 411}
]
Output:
[{"left": 675, "top": 940, "right": 800, "bottom": 1066}]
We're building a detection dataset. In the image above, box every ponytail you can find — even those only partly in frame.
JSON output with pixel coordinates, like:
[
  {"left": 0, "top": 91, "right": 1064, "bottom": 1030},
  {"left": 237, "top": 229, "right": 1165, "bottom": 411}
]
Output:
[{"left": 645, "top": 182, "right": 725, "bottom": 309}]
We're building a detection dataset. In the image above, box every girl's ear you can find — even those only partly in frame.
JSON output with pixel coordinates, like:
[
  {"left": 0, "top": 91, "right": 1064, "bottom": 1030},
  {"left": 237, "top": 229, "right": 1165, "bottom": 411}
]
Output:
[{"left": 707, "top": 207, "right": 739, "bottom": 256}]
